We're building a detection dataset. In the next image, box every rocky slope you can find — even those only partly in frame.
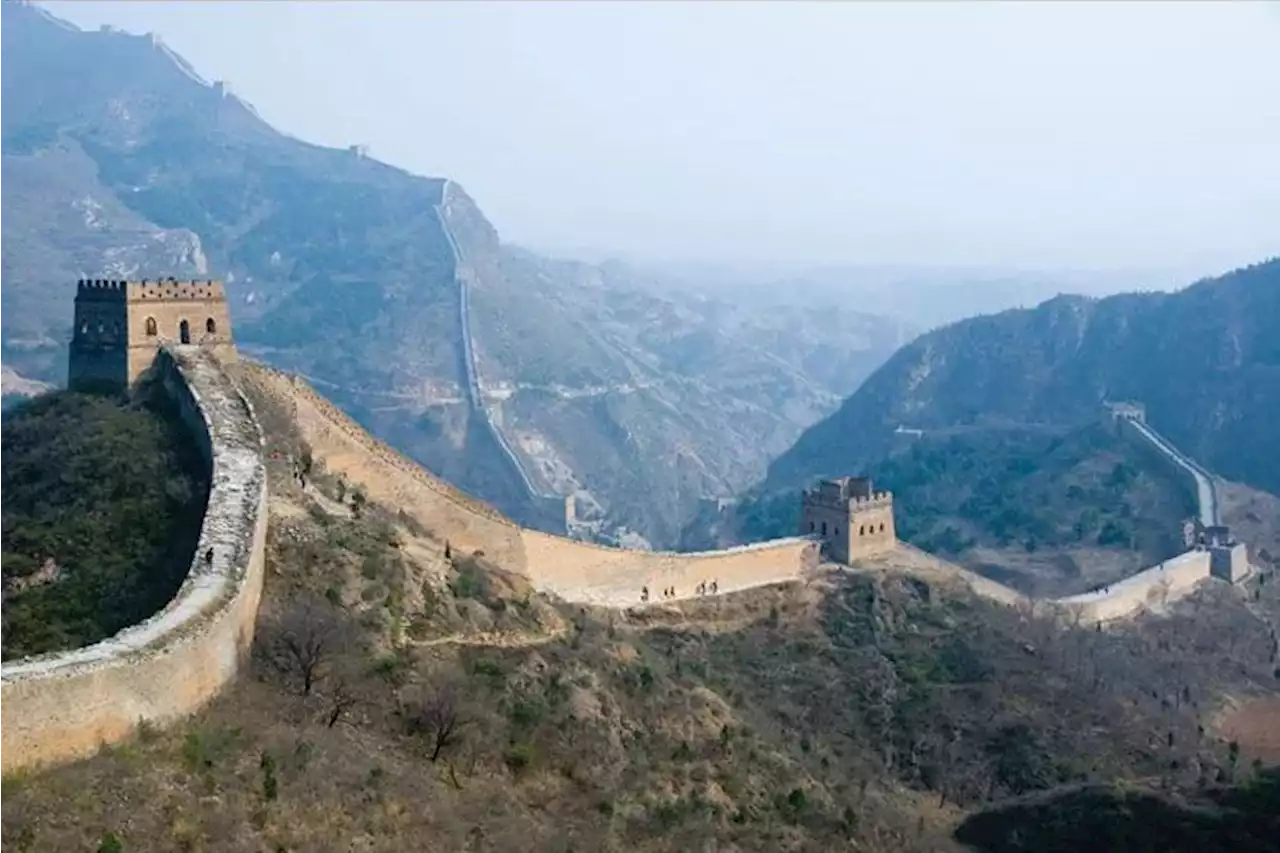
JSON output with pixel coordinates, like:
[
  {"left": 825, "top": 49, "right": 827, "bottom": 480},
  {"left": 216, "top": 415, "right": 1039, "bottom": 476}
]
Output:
[
  {"left": 1, "top": 1, "right": 908, "bottom": 546},
  {"left": 763, "top": 259, "right": 1280, "bottom": 498}
]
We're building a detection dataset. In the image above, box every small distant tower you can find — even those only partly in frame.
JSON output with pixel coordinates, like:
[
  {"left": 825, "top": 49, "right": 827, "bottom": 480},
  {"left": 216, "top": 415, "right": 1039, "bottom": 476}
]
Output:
[
  {"left": 1101, "top": 400, "right": 1147, "bottom": 433},
  {"left": 799, "top": 476, "right": 896, "bottom": 564},
  {"left": 68, "top": 277, "right": 236, "bottom": 390}
]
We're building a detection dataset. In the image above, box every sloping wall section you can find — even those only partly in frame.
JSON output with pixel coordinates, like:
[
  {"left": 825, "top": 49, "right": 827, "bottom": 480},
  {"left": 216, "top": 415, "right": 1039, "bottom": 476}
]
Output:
[
  {"left": 240, "top": 362, "right": 820, "bottom": 608},
  {"left": 0, "top": 346, "right": 268, "bottom": 773}
]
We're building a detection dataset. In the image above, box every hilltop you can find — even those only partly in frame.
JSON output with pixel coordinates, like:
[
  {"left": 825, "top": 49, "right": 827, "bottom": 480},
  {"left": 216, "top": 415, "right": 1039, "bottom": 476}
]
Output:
[
  {"left": 4, "top": 362, "right": 1279, "bottom": 852},
  {"left": 0, "top": 0, "right": 908, "bottom": 546}
]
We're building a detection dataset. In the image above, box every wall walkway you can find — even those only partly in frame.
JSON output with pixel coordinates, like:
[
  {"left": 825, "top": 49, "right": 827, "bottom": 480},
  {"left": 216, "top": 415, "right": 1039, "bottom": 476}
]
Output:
[
  {"left": 435, "top": 180, "right": 556, "bottom": 508},
  {"left": 1123, "top": 417, "right": 1219, "bottom": 526},
  {"left": 0, "top": 347, "right": 268, "bottom": 773}
]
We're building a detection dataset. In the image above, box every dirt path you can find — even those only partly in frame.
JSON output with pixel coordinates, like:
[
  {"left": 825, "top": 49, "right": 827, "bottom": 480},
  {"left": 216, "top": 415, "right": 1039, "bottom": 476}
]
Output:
[{"left": 409, "top": 625, "right": 570, "bottom": 650}]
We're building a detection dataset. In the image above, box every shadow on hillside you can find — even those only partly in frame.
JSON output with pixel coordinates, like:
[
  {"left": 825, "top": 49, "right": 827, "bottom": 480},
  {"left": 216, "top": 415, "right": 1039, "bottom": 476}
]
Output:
[{"left": 954, "top": 769, "right": 1280, "bottom": 852}]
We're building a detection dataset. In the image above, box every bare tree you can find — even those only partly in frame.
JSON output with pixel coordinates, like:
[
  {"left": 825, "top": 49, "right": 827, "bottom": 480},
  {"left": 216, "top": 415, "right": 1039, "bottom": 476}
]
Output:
[
  {"left": 403, "top": 682, "right": 467, "bottom": 762},
  {"left": 324, "top": 667, "right": 363, "bottom": 728},
  {"left": 261, "top": 595, "right": 353, "bottom": 696},
  {"left": 296, "top": 447, "right": 314, "bottom": 490}
]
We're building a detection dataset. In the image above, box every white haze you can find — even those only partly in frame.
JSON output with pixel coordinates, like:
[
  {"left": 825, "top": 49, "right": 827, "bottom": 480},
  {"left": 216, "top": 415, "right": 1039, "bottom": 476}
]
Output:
[{"left": 45, "top": 1, "right": 1280, "bottom": 293}]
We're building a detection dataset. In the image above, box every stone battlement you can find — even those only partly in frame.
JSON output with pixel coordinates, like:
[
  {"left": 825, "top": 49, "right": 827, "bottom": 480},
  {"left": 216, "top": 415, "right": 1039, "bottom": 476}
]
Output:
[
  {"left": 238, "top": 362, "right": 825, "bottom": 609},
  {"left": 76, "top": 278, "right": 227, "bottom": 302},
  {"left": 852, "top": 491, "right": 893, "bottom": 510}
]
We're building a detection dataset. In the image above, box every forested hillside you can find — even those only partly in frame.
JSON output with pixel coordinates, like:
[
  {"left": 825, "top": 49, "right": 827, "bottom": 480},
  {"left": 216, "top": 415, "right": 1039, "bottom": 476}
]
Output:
[{"left": 1, "top": 385, "right": 207, "bottom": 659}]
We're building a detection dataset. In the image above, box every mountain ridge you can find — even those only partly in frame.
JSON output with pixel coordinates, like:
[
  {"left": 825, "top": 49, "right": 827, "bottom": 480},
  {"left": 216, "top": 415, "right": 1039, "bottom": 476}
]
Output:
[{"left": 2, "top": 0, "right": 908, "bottom": 546}]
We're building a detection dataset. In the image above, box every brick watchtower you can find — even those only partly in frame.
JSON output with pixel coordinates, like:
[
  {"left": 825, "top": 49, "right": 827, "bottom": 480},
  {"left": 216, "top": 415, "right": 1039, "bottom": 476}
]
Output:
[
  {"left": 799, "top": 476, "right": 896, "bottom": 564},
  {"left": 68, "top": 278, "right": 236, "bottom": 391}
]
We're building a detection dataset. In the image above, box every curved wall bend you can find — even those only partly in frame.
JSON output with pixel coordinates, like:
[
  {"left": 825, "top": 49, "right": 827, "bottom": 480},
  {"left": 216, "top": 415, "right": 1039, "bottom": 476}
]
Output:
[{"left": 0, "top": 346, "right": 268, "bottom": 774}]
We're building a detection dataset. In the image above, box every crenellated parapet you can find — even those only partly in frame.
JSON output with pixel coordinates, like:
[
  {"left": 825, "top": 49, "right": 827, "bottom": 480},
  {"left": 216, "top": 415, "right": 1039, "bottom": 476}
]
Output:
[
  {"left": 849, "top": 491, "right": 893, "bottom": 512},
  {"left": 74, "top": 278, "right": 130, "bottom": 303},
  {"left": 76, "top": 277, "right": 227, "bottom": 301}
]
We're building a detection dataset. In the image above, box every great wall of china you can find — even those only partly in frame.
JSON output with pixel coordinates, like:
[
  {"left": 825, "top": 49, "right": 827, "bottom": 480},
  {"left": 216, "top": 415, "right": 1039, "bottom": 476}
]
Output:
[
  {"left": 0, "top": 331, "right": 1254, "bottom": 773},
  {"left": 434, "top": 181, "right": 569, "bottom": 529},
  {"left": 236, "top": 361, "right": 823, "bottom": 608}
]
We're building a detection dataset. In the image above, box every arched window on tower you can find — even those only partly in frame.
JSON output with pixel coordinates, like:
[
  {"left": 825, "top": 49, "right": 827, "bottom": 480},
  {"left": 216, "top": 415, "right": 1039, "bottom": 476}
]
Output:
[
  {"left": 879, "top": 522, "right": 886, "bottom": 533},
  {"left": 145, "top": 317, "right": 158, "bottom": 337},
  {"left": 179, "top": 319, "right": 191, "bottom": 344},
  {"left": 206, "top": 317, "right": 217, "bottom": 335},
  {"left": 859, "top": 525, "right": 866, "bottom": 536},
  {"left": 821, "top": 521, "right": 828, "bottom": 536}
]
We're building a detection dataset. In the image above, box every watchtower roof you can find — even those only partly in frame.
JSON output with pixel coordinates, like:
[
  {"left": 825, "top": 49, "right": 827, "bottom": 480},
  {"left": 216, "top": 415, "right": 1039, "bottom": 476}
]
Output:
[{"left": 806, "top": 476, "right": 874, "bottom": 502}]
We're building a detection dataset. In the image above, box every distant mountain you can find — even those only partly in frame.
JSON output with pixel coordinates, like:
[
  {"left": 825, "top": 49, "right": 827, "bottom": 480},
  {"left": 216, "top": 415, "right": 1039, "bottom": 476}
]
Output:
[
  {"left": 608, "top": 259, "right": 1179, "bottom": 331},
  {"left": 0, "top": 1, "right": 909, "bottom": 546},
  {"left": 763, "top": 259, "right": 1280, "bottom": 498}
]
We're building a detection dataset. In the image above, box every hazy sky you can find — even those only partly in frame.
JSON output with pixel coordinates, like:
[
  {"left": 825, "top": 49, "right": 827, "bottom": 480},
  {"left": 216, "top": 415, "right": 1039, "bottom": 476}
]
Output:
[{"left": 44, "top": 1, "right": 1280, "bottom": 277}]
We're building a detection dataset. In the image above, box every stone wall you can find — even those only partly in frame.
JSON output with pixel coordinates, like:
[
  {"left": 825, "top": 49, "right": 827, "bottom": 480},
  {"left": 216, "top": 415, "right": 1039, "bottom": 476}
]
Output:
[
  {"left": 68, "top": 285, "right": 129, "bottom": 391},
  {"left": 1210, "top": 543, "right": 1250, "bottom": 583},
  {"left": 1116, "top": 416, "right": 1214, "bottom": 526},
  {"left": 1, "top": 346, "right": 267, "bottom": 773},
  {"left": 1055, "top": 549, "right": 1212, "bottom": 624},
  {"left": 847, "top": 498, "right": 897, "bottom": 561},
  {"left": 519, "top": 530, "right": 820, "bottom": 606},
  {"left": 242, "top": 363, "right": 820, "bottom": 606},
  {"left": 237, "top": 363, "right": 527, "bottom": 571}
]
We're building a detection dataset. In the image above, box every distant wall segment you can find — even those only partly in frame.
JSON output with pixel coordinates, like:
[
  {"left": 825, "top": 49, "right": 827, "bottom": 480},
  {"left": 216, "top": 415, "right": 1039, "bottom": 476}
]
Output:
[
  {"left": 1, "top": 346, "right": 267, "bottom": 774},
  {"left": 1055, "top": 550, "right": 1212, "bottom": 624}
]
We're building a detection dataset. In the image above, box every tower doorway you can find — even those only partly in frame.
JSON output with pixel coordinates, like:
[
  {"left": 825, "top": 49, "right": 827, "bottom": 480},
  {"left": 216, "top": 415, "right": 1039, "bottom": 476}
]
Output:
[{"left": 179, "top": 320, "right": 191, "bottom": 344}]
